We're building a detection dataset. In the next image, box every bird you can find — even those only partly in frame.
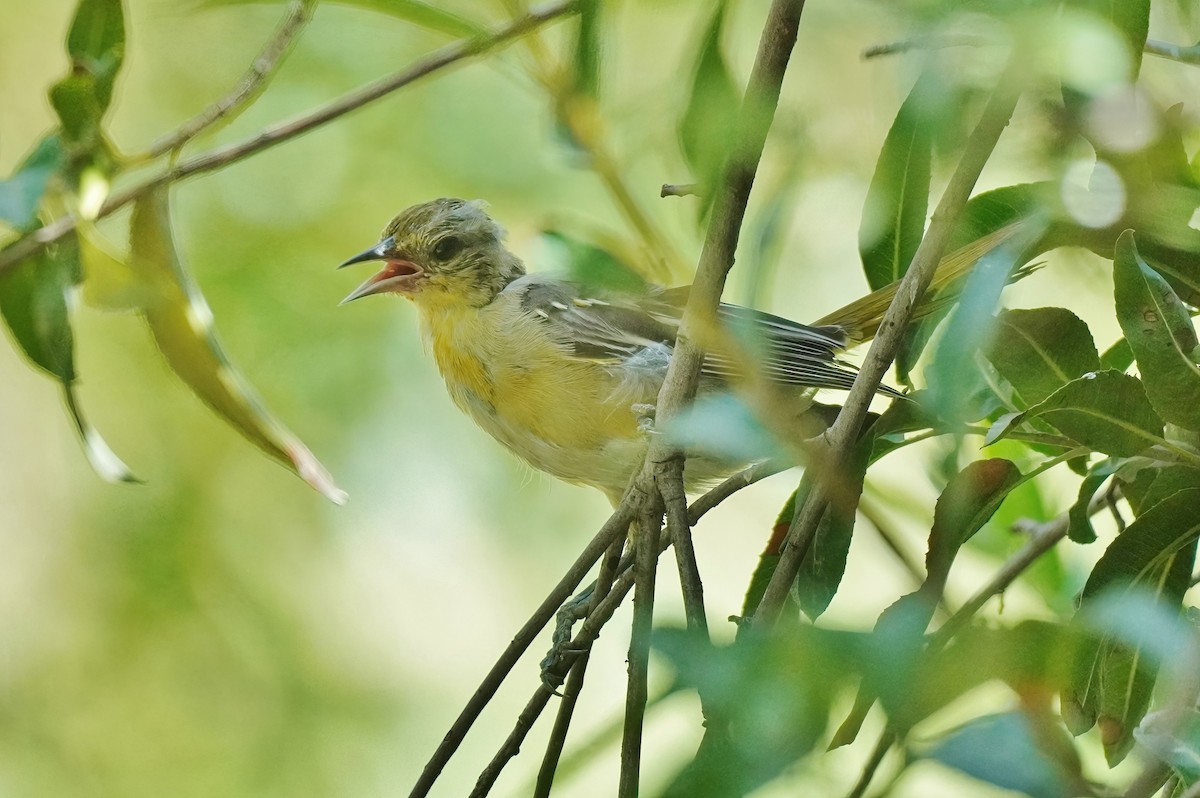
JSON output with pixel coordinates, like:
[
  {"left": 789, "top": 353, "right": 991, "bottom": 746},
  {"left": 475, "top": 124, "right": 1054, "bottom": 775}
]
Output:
[{"left": 337, "top": 198, "right": 1000, "bottom": 505}]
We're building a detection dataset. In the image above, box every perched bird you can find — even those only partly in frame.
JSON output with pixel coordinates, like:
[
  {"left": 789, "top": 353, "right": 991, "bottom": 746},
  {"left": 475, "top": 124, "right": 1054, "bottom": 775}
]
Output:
[{"left": 339, "top": 198, "right": 915, "bottom": 504}]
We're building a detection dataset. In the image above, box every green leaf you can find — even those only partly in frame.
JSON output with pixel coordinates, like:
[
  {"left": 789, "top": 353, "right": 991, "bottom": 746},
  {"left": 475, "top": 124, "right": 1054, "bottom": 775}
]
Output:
[
  {"left": 986, "top": 371, "right": 1164, "bottom": 457},
  {"left": 1100, "top": 338, "right": 1134, "bottom": 372},
  {"left": 926, "top": 459, "right": 1023, "bottom": 588},
  {"left": 1066, "top": 494, "right": 1200, "bottom": 762},
  {"left": 51, "top": 0, "right": 126, "bottom": 148},
  {"left": 859, "top": 74, "right": 932, "bottom": 291},
  {"left": 925, "top": 713, "right": 1070, "bottom": 798},
  {"left": 0, "top": 136, "right": 65, "bottom": 231},
  {"left": 1067, "top": 458, "right": 1118, "bottom": 544},
  {"left": 679, "top": 2, "right": 738, "bottom": 205},
  {"left": 0, "top": 237, "right": 136, "bottom": 482},
  {"left": 202, "top": 0, "right": 485, "bottom": 39},
  {"left": 1113, "top": 231, "right": 1200, "bottom": 431},
  {"left": 129, "top": 188, "right": 345, "bottom": 503},
  {"left": 986, "top": 308, "right": 1101, "bottom": 407},
  {"left": 791, "top": 441, "right": 871, "bottom": 620}
]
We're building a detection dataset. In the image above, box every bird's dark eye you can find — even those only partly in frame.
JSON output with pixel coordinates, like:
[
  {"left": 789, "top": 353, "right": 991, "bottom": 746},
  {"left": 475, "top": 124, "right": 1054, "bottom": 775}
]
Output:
[{"left": 432, "top": 236, "right": 464, "bottom": 262}]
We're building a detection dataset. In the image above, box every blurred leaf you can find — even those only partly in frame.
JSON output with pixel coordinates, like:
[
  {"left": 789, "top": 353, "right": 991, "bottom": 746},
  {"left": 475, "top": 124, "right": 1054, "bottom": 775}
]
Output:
[
  {"left": 664, "top": 392, "right": 786, "bottom": 464},
  {"left": 1136, "top": 708, "right": 1200, "bottom": 785},
  {"left": 570, "top": 0, "right": 600, "bottom": 99},
  {"left": 986, "top": 308, "right": 1101, "bottom": 407},
  {"left": 1113, "top": 231, "right": 1200, "bottom": 431},
  {"left": 541, "top": 229, "right": 647, "bottom": 295},
  {"left": 0, "top": 136, "right": 65, "bottom": 231},
  {"left": 986, "top": 371, "right": 1164, "bottom": 457},
  {"left": 679, "top": 1, "right": 738, "bottom": 212},
  {"left": 655, "top": 626, "right": 857, "bottom": 797},
  {"left": 203, "top": 0, "right": 485, "bottom": 38},
  {"left": 129, "top": 188, "right": 346, "bottom": 503},
  {"left": 50, "top": 0, "right": 125, "bottom": 151},
  {"left": 1067, "top": 0, "right": 1151, "bottom": 80},
  {"left": 78, "top": 221, "right": 146, "bottom": 312},
  {"left": 1067, "top": 458, "right": 1118, "bottom": 544},
  {"left": 859, "top": 73, "right": 932, "bottom": 291},
  {"left": 924, "top": 713, "right": 1070, "bottom": 798},
  {"left": 0, "top": 237, "right": 136, "bottom": 482},
  {"left": 1066, "top": 495, "right": 1200, "bottom": 762}
]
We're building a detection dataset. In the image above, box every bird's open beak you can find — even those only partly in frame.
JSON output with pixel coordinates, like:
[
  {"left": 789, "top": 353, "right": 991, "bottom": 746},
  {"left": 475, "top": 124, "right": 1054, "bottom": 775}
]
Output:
[{"left": 338, "top": 236, "right": 425, "bottom": 303}]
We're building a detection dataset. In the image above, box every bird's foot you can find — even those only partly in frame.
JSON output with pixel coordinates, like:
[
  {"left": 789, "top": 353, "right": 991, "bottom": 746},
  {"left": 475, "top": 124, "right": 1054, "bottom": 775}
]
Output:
[
  {"left": 540, "top": 582, "right": 596, "bottom": 691},
  {"left": 632, "top": 403, "right": 657, "bottom": 436}
]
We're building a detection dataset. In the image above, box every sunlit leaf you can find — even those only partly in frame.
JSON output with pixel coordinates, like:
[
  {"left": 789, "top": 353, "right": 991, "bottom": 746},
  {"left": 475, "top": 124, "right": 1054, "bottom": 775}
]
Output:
[
  {"left": 129, "top": 188, "right": 345, "bottom": 503},
  {"left": 986, "top": 370, "right": 1164, "bottom": 457},
  {"left": 0, "top": 136, "right": 65, "bottom": 232},
  {"left": 679, "top": 1, "right": 738, "bottom": 212},
  {"left": 0, "top": 237, "right": 136, "bottom": 482},
  {"left": 1068, "top": 0, "right": 1151, "bottom": 79},
  {"left": 925, "top": 713, "right": 1071, "bottom": 798},
  {"left": 1066, "top": 496, "right": 1200, "bottom": 762},
  {"left": 859, "top": 73, "right": 932, "bottom": 291},
  {"left": 1113, "top": 231, "right": 1200, "bottom": 431},
  {"left": 986, "top": 308, "right": 1101, "bottom": 407}
]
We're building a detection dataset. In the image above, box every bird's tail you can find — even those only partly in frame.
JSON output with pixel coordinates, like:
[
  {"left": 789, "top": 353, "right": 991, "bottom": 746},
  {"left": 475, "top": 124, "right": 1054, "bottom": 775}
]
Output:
[{"left": 814, "top": 221, "right": 1031, "bottom": 343}]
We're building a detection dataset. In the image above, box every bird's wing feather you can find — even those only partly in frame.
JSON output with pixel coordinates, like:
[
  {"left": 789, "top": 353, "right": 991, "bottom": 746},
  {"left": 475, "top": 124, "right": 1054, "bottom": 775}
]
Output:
[{"left": 517, "top": 277, "right": 884, "bottom": 394}]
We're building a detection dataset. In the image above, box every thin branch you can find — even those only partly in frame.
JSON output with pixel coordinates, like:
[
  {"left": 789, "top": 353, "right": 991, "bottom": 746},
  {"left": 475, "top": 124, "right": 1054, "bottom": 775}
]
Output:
[
  {"left": 688, "top": 459, "right": 790, "bottom": 523},
  {"left": 844, "top": 730, "right": 896, "bottom": 798},
  {"left": 618, "top": 498, "right": 664, "bottom": 797},
  {"left": 1123, "top": 760, "right": 1174, "bottom": 798},
  {"left": 1144, "top": 38, "right": 1200, "bottom": 66},
  {"left": 659, "top": 462, "right": 708, "bottom": 636},
  {"left": 533, "top": 537, "right": 624, "bottom": 797},
  {"left": 141, "top": 0, "right": 315, "bottom": 160},
  {"left": 752, "top": 55, "right": 1023, "bottom": 627},
  {"left": 0, "top": 0, "right": 580, "bottom": 278},
  {"left": 408, "top": 497, "right": 632, "bottom": 798},
  {"left": 471, "top": 538, "right": 645, "bottom": 796}
]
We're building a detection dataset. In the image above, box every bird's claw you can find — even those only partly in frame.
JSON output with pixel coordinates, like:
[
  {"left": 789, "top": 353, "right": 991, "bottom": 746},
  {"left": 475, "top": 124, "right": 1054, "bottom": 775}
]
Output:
[
  {"left": 632, "top": 403, "right": 657, "bottom": 436},
  {"left": 540, "top": 583, "right": 597, "bottom": 689}
]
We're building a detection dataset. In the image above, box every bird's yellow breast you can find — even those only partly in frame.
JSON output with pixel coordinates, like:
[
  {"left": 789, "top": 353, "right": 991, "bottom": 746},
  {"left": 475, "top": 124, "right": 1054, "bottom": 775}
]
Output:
[{"left": 417, "top": 289, "right": 646, "bottom": 494}]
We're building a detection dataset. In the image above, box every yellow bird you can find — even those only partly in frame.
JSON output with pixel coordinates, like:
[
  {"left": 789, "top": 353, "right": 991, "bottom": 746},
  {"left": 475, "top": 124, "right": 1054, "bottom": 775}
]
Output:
[{"left": 339, "top": 198, "right": 936, "bottom": 504}]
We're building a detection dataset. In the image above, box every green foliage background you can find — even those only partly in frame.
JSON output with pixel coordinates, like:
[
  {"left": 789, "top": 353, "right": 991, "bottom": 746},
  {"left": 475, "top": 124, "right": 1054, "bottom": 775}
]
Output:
[{"left": 4, "top": 1, "right": 1200, "bottom": 796}]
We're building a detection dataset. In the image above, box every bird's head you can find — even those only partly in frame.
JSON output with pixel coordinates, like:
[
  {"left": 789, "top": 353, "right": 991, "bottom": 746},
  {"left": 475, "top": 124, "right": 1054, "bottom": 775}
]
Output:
[{"left": 339, "top": 198, "right": 524, "bottom": 308}]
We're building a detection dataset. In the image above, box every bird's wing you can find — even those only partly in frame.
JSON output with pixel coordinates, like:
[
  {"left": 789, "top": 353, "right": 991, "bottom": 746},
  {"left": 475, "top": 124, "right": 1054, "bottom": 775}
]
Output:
[{"left": 517, "top": 277, "right": 885, "bottom": 395}]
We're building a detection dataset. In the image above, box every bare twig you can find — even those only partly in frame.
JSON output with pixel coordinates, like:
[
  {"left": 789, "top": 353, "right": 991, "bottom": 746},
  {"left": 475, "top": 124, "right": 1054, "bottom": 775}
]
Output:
[
  {"left": 618, "top": 499, "right": 664, "bottom": 797},
  {"left": 844, "top": 730, "right": 896, "bottom": 798},
  {"left": 142, "top": 0, "right": 315, "bottom": 160},
  {"left": 660, "top": 182, "right": 700, "bottom": 198},
  {"left": 533, "top": 537, "right": 625, "bottom": 797},
  {"left": 688, "top": 459, "right": 790, "bottom": 524},
  {"left": 0, "top": 0, "right": 580, "bottom": 277},
  {"left": 1144, "top": 39, "right": 1200, "bottom": 66},
  {"left": 1123, "top": 760, "right": 1174, "bottom": 798},
  {"left": 862, "top": 33, "right": 993, "bottom": 60},
  {"left": 408, "top": 497, "right": 632, "bottom": 798},
  {"left": 659, "top": 463, "right": 708, "bottom": 636},
  {"left": 752, "top": 55, "right": 1023, "bottom": 626}
]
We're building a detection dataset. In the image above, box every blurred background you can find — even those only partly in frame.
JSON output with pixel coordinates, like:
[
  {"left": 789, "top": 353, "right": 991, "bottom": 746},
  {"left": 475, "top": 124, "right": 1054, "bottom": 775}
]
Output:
[{"left": 2, "top": 0, "right": 1198, "bottom": 795}]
